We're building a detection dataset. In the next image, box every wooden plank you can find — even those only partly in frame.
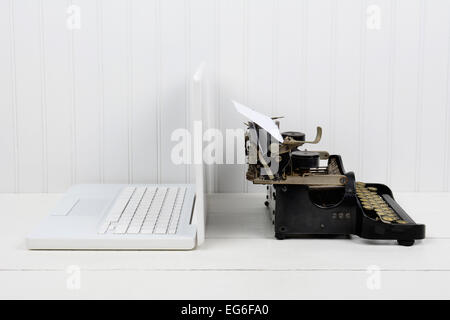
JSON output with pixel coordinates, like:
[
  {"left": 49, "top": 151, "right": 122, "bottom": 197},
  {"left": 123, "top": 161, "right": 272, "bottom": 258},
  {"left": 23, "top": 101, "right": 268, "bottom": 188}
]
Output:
[
  {"left": 159, "top": 0, "right": 188, "bottom": 183},
  {"left": 13, "top": 0, "right": 44, "bottom": 192},
  {"left": 246, "top": 0, "right": 275, "bottom": 193},
  {"left": 130, "top": 0, "right": 159, "bottom": 184},
  {"left": 217, "top": 0, "right": 246, "bottom": 192},
  {"left": 389, "top": 0, "right": 421, "bottom": 191},
  {"left": 418, "top": 0, "right": 450, "bottom": 191},
  {"left": 334, "top": 0, "right": 363, "bottom": 176},
  {"left": 0, "top": 270, "right": 449, "bottom": 299},
  {"left": 189, "top": 0, "right": 217, "bottom": 191},
  {"left": 361, "top": 0, "right": 391, "bottom": 183},
  {"left": 304, "top": 0, "right": 332, "bottom": 152},
  {"left": 1, "top": 234, "right": 449, "bottom": 271},
  {"left": 275, "top": 0, "right": 303, "bottom": 133},
  {"left": 101, "top": 0, "right": 130, "bottom": 183},
  {"left": 72, "top": 0, "right": 101, "bottom": 184},
  {"left": 42, "top": 0, "right": 72, "bottom": 191},
  {"left": 0, "top": 0, "right": 16, "bottom": 192}
]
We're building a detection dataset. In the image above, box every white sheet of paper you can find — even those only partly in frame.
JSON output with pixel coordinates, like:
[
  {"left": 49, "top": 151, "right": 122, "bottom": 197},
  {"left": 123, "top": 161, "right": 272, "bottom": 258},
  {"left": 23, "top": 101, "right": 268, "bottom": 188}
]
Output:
[{"left": 232, "top": 100, "right": 284, "bottom": 143}]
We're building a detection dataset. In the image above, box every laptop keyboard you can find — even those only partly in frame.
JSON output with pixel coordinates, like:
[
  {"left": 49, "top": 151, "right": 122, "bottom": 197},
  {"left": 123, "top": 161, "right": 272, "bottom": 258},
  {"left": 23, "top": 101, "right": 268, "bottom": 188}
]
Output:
[{"left": 98, "top": 186, "right": 187, "bottom": 235}]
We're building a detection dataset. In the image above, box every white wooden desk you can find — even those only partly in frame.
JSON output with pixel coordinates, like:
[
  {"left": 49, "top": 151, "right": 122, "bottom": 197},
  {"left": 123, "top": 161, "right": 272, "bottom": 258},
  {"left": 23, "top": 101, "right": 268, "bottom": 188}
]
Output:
[{"left": 0, "top": 193, "right": 449, "bottom": 299}]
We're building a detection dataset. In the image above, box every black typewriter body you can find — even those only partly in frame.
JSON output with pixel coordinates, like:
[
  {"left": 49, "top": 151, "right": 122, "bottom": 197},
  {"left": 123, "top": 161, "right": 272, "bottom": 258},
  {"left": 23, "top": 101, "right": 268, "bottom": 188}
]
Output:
[{"left": 245, "top": 123, "right": 425, "bottom": 246}]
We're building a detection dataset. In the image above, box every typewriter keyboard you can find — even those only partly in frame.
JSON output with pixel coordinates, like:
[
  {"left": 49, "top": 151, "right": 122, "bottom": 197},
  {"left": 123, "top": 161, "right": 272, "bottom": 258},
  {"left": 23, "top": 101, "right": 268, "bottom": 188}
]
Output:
[{"left": 355, "top": 182, "right": 407, "bottom": 224}]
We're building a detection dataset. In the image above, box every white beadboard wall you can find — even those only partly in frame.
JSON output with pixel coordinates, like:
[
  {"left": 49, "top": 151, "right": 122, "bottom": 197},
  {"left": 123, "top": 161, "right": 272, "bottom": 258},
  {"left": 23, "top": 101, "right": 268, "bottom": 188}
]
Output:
[{"left": 1, "top": 0, "right": 450, "bottom": 193}]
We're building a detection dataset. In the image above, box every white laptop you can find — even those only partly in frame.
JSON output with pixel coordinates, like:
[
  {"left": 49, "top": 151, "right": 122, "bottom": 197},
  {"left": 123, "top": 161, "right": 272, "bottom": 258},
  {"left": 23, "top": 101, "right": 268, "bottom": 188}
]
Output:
[{"left": 26, "top": 64, "right": 208, "bottom": 250}]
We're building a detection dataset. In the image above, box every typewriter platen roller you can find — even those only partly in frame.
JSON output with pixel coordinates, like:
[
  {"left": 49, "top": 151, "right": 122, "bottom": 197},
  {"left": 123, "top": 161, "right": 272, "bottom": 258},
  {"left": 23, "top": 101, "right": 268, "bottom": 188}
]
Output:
[{"left": 243, "top": 121, "right": 425, "bottom": 246}]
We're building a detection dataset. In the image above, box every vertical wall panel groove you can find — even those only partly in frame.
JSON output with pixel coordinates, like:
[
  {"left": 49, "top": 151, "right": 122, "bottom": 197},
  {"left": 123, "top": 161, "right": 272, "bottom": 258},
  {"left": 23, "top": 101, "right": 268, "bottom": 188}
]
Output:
[
  {"left": 272, "top": 0, "right": 278, "bottom": 118},
  {"left": 217, "top": 0, "right": 246, "bottom": 192},
  {"left": 216, "top": 0, "right": 221, "bottom": 150},
  {"left": 276, "top": 0, "right": 302, "bottom": 133},
  {"left": 444, "top": 17, "right": 450, "bottom": 192},
  {"left": 363, "top": 0, "right": 392, "bottom": 183},
  {"left": 329, "top": 0, "right": 337, "bottom": 151},
  {"left": 419, "top": 0, "right": 450, "bottom": 191},
  {"left": 246, "top": 0, "right": 275, "bottom": 193},
  {"left": 300, "top": 0, "right": 308, "bottom": 130},
  {"left": 102, "top": 0, "right": 129, "bottom": 183},
  {"left": 305, "top": 0, "right": 332, "bottom": 152},
  {"left": 242, "top": 0, "right": 249, "bottom": 193},
  {"left": 97, "top": 0, "right": 105, "bottom": 183},
  {"left": 131, "top": 0, "right": 158, "bottom": 183},
  {"left": 386, "top": 0, "right": 397, "bottom": 185},
  {"left": 9, "top": 0, "right": 19, "bottom": 192},
  {"left": 391, "top": 0, "right": 422, "bottom": 191},
  {"left": 159, "top": 0, "right": 187, "bottom": 183},
  {"left": 127, "top": 0, "right": 134, "bottom": 183},
  {"left": 214, "top": 0, "right": 220, "bottom": 192},
  {"left": 14, "top": 0, "right": 44, "bottom": 191},
  {"left": 0, "top": 0, "right": 19, "bottom": 192},
  {"left": 185, "top": 0, "right": 191, "bottom": 183},
  {"left": 68, "top": 0, "right": 76, "bottom": 185},
  {"left": 155, "top": 0, "right": 162, "bottom": 184},
  {"left": 42, "top": 0, "right": 72, "bottom": 191},
  {"left": 357, "top": 0, "right": 367, "bottom": 180},
  {"left": 334, "top": 0, "right": 361, "bottom": 176},
  {"left": 189, "top": 0, "right": 214, "bottom": 188},
  {"left": 415, "top": 0, "right": 426, "bottom": 191},
  {"left": 38, "top": 0, "right": 48, "bottom": 192}
]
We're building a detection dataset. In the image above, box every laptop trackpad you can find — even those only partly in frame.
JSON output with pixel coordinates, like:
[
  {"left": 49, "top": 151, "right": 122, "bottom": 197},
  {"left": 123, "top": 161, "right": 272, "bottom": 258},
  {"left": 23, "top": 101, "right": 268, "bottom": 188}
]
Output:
[
  {"left": 51, "top": 196, "right": 109, "bottom": 217},
  {"left": 69, "top": 198, "right": 109, "bottom": 217}
]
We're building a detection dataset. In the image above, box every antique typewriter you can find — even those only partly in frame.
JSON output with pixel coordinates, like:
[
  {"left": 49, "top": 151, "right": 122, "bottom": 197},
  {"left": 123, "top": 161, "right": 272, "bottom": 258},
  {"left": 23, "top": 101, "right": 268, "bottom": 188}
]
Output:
[{"left": 235, "top": 101, "right": 425, "bottom": 246}]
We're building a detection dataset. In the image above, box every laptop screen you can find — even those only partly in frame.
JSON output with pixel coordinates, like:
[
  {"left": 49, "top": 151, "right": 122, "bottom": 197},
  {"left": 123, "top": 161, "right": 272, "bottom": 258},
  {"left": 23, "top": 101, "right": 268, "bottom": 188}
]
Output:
[{"left": 191, "top": 63, "right": 207, "bottom": 245}]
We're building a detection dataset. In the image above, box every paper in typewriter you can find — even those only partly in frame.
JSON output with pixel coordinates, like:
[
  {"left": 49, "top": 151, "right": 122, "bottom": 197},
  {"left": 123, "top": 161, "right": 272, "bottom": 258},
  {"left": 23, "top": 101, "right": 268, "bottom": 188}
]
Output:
[{"left": 233, "top": 100, "right": 284, "bottom": 143}]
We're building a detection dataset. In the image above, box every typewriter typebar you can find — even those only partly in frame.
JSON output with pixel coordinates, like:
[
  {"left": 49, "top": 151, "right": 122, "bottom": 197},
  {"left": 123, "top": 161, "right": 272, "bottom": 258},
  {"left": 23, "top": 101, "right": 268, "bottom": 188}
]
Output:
[{"left": 244, "top": 122, "right": 425, "bottom": 246}]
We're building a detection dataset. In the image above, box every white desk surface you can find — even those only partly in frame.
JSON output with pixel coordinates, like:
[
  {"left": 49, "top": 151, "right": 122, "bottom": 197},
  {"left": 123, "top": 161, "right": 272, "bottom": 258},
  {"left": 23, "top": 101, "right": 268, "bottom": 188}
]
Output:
[{"left": 0, "top": 192, "right": 449, "bottom": 299}]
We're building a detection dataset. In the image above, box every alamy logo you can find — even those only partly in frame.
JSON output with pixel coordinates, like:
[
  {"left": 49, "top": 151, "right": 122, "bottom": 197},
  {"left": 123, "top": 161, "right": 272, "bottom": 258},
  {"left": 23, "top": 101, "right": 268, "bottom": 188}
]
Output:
[
  {"left": 66, "top": 265, "right": 81, "bottom": 290},
  {"left": 66, "top": 5, "right": 81, "bottom": 30},
  {"left": 366, "top": 265, "right": 381, "bottom": 290},
  {"left": 170, "top": 121, "right": 279, "bottom": 174},
  {"left": 366, "top": 4, "right": 381, "bottom": 30}
]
